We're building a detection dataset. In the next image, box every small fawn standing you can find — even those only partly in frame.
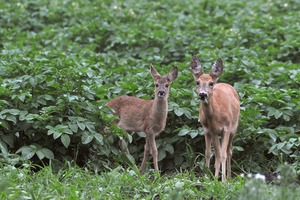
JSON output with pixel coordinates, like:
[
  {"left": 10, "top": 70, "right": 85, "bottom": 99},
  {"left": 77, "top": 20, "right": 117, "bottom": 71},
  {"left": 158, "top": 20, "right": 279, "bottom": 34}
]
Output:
[
  {"left": 190, "top": 56, "right": 240, "bottom": 182},
  {"left": 106, "top": 64, "right": 178, "bottom": 173}
]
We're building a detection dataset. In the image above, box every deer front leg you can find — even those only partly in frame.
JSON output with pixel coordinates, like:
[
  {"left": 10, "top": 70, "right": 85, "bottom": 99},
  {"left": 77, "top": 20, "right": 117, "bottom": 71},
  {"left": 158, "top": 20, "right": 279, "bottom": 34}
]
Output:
[
  {"left": 140, "top": 138, "right": 150, "bottom": 173},
  {"left": 226, "top": 134, "right": 234, "bottom": 179},
  {"left": 204, "top": 131, "right": 212, "bottom": 169},
  {"left": 148, "top": 133, "right": 159, "bottom": 171},
  {"left": 212, "top": 134, "right": 221, "bottom": 179},
  {"left": 220, "top": 128, "right": 231, "bottom": 183}
]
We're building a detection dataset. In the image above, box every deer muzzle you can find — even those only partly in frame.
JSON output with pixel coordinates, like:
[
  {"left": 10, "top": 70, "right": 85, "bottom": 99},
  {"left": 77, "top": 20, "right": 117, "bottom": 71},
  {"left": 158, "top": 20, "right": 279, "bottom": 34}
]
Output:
[
  {"left": 158, "top": 91, "right": 166, "bottom": 97},
  {"left": 199, "top": 92, "right": 208, "bottom": 102}
]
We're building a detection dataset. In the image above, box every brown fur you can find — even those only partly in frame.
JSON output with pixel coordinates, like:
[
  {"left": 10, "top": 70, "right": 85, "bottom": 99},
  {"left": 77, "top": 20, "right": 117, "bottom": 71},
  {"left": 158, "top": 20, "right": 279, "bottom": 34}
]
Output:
[
  {"left": 106, "top": 65, "right": 178, "bottom": 173},
  {"left": 190, "top": 56, "right": 240, "bottom": 182}
]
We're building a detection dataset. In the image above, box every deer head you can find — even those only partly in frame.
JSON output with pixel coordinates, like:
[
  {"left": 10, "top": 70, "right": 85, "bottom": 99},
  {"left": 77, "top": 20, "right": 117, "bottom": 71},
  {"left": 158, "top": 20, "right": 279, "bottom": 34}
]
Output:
[
  {"left": 190, "top": 56, "right": 223, "bottom": 103},
  {"left": 150, "top": 64, "right": 178, "bottom": 99}
]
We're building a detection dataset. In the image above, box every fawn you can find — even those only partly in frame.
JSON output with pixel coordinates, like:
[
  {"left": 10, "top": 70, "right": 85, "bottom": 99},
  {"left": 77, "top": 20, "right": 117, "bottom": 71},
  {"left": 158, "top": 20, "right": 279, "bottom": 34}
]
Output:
[
  {"left": 190, "top": 56, "right": 240, "bottom": 182},
  {"left": 106, "top": 64, "right": 178, "bottom": 173}
]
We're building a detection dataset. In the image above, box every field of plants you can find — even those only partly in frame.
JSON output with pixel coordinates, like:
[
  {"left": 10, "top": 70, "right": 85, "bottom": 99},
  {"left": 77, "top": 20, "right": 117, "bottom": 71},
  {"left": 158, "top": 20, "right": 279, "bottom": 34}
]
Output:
[{"left": 0, "top": 0, "right": 299, "bottom": 199}]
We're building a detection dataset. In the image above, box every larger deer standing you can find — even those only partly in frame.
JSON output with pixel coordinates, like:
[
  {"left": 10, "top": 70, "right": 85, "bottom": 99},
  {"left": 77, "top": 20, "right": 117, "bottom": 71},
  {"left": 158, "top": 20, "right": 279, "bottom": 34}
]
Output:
[
  {"left": 106, "top": 65, "right": 178, "bottom": 173},
  {"left": 190, "top": 56, "right": 240, "bottom": 182}
]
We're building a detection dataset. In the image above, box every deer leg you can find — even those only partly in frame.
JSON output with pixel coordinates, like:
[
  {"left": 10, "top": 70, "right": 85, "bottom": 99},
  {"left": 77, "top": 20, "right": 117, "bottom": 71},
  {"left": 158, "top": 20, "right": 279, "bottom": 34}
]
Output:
[
  {"left": 212, "top": 135, "right": 221, "bottom": 179},
  {"left": 226, "top": 134, "right": 234, "bottom": 179},
  {"left": 148, "top": 133, "right": 159, "bottom": 171},
  {"left": 140, "top": 137, "right": 150, "bottom": 173},
  {"left": 204, "top": 131, "right": 212, "bottom": 169},
  {"left": 220, "top": 128, "right": 231, "bottom": 183}
]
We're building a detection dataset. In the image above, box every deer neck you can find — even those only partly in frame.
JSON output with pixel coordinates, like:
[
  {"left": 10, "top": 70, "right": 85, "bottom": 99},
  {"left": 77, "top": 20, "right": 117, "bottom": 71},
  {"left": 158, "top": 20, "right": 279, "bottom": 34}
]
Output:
[
  {"left": 200, "top": 97, "right": 216, "bottom": 118},
  {"left": 151, "top": 97, "right": 168, "bottom": 120}
]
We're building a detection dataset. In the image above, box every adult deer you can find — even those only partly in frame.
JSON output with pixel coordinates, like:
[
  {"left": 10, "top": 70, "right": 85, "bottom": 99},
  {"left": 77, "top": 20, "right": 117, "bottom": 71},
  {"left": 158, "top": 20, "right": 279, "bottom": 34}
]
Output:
[
  {"left": 106, "top": 64, "right": 178, "bottom": 173},
  {"left": 190, "top": 56, "right": 240, "bottom": 182}
]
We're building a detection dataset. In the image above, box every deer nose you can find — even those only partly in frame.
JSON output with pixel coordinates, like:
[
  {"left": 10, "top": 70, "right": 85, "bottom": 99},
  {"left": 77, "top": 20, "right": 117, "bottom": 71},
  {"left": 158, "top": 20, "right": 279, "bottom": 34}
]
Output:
[
  {"left": 199, "top": 92, "right": 207, "bottom": 100},
  {"left": 158, "top": 91, "right": 165, "bottom": 97}
]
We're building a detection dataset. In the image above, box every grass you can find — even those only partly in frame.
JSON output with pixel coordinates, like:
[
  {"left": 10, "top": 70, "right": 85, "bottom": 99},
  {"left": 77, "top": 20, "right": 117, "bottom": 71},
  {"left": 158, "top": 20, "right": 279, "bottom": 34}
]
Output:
[{"left": 1, "top": 163, "right": 299, "bottom": 200}]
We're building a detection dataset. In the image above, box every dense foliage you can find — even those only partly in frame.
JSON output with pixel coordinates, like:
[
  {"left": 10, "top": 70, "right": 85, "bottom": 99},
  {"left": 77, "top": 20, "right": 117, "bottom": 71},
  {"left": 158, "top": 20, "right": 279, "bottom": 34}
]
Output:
[{"left": 0, "top": 0, "right": 299, "bottom": 177}]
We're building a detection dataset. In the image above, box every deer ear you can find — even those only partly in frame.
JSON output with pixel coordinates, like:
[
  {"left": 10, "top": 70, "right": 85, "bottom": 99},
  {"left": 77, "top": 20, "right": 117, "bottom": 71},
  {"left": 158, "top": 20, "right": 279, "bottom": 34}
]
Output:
[
  {"left": 167, "top": 66, "right": 178, "bottom": 82},
  {"left": 210, "top": 58, "right": 223, "bottom": 80},
  {"left": 150, "top": 64, "right": 160, "bottom": 78},
  {"left": 190, "top": 56, "right": 203, "bottom": 80}
]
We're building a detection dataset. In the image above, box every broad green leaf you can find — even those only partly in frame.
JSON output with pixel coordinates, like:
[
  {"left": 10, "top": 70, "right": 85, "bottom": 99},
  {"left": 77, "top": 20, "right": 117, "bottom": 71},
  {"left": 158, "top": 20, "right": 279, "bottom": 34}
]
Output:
[
  {"left": 0, "top": 121, "right": 8, "bottom": 129},
  {"left": 137, "top": 132, "right": 146, "bottom": 137},
  {"left": 61, "top": 134, "right": 71, "bottom": 148},
  {"left": 81, "top": 131, "right": 94, "bottom": 144},
  {"left": 165, "top": 144, "right": 174, "bottom": 154},
  {"left": 77, "top": 121, "right": 86, "bottom": 130},
  {"left": 6, "top": 115, "right": 17, "bottom": 124},
  {"left": 85, "top": 122, "right": 95, "bottom": 132},
  {"left": 189, "top": 130, "right": 199, "bottom": 139},
  {"left": 178, "top": 129, "right": 190, "bottom": 136},
  {"left": 126, "top": 134, "right": 133, "bottom": 143},
  {"left": 19, "top": 111, "right": 28, "bottom": 121},
  {"left": 40, "top": 148, "right": 54, "bottom": 159},
  {"left": 16, "top": 146, "right": 35, "bottom": 159},
  {"left": 174, "top": 108, "right": 184, "bottom": 116},
  {"left": 36, "top": 150, "right": 45, "bottom": 160},
  {"left": 0, "top": 141, "right": 8, "bottom": 158},
  {"left": 94, "top": 133, "right": 103, "bottom": 145},
  {"left": 62, "top": 128, "right": 73, "bottom": 135},
  {"left": 68, "top": 123, "right": 78, "bottom": 133},
  {"left": 53, "top": 131, "right": 62, "bottom": 139},
  {"left": 1, "top": 134, "right": 14, "bottom": 147},
  {"left": 158, "top": 149, "right": 166, "bottom": 162}
]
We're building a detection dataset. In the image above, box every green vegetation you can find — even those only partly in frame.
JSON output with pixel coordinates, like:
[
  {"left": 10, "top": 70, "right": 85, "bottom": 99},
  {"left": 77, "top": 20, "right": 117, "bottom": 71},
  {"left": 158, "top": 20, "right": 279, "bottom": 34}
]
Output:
[
  {"left": 0, "top": 0, "right": 299, "bottom": 199},
  {"left": 0, "top": 163, "right": 299, "bottom": 199}
]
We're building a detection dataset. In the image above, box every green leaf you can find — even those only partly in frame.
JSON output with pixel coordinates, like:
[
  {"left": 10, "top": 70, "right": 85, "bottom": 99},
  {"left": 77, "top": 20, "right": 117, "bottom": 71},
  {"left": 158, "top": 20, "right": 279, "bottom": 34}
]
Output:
[
  {"left": 6, "top": 115, "right": 17, "bottom": 124},
  {"left": 174, "top": 108, "right": 184, "bottom": 116},
  {"left": 137, "top": 132, "right": 146, "bottom": 137},
  {"left": 158, "top": 149, "right": 166, "bottom": 162},
  {"left": 81, "top": 131, "right": 94, "bottom": 144},
  {"left": 0, "top": 141, "right": 8, "bottom": 158},
  {"left": 94, "top": 133, "right": 103, "bottom": 145},
  {"left": 189, "top": 130, "right": 199, "bottom": 139},
  {"left": 40, "top": 148, "right": 54, "bottom": 159},
  {"left": 126, "top": 134, "right": 133, "bottom": 143},
  {"left": 178, "top": 129, "right": 190, "bottom": 136},
  {"left": 165, "top": 144, "right": 174, "bottom": 154},
  {"left": 36, "top": 150, "right": 45, "bottom": 160},
  {"left": 53, "top": 131, "right": 62, "bottom": 139},
  {"left": 1, "top": 134, "right": 14, "bottom": 147},
  {"left": 85, "top": 122, "right": 95, "bottom": 132},
  {"left": 68, "top": 122, "right": 78, "bottom": 133},
  {"left": 0, "top": 121, "right": 8, "bottom": 129},
  {"left": 61, "top": 134, "right": 71, "bottom": 148},
  {"left": 16, "top": 146, "right": 35, "bottom": 159},
  {"left": 77, "top": 121, "right": 86, "bottom": 130},
  {"left": 62, "top": 128, "right": 73, "bottom": 135}
]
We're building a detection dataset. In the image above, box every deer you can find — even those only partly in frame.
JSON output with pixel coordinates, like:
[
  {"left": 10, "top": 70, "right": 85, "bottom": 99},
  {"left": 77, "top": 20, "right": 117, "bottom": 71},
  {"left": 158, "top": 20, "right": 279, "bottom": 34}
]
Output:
[
  {"left": 190, "top": 56, "right": 240, "bottom": 182},
  {"left": 106, "top": 64, "right": 178, "bottom": 173}
]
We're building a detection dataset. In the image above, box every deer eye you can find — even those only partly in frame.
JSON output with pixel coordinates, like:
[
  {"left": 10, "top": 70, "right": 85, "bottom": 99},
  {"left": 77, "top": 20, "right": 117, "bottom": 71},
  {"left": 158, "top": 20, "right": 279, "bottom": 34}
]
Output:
[
  {"left": 165, "top": 84, "right": 169, "bottom": 88},
  {"left": 155, "top": 84, "right": 159, "bottom": 87},
  {"left": 196, "top": 81, "right": 200, "bottom": 85},
  {"left": 209, "top": 82, "right": 214, "bottom": 87}
]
